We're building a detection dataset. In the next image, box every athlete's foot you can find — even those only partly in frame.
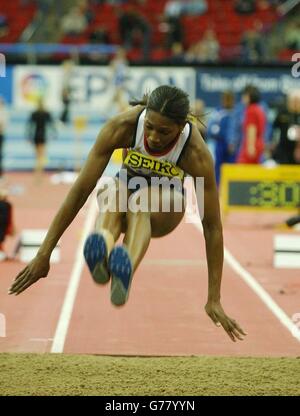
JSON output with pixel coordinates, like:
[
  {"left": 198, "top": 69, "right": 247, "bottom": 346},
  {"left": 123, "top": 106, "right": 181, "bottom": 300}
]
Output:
[
  {"left": 108, "top": 245, "right": 133, "bottom": 306},
  {"left": 84, "top": 232, "right": 110, "bottom": 284}
]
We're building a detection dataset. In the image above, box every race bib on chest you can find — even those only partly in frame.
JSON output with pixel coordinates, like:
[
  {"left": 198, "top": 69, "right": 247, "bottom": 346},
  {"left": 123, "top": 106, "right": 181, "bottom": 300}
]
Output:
[{"left": 124, "top": 150, "right": 184, "bottom": 180}]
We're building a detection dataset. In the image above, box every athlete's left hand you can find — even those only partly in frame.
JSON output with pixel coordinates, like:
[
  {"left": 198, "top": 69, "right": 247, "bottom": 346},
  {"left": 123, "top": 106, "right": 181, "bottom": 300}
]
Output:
[
  {"left": 205, "top": 300, "right": 247, "bottom": 342},
  {"left": 8, "top": 253, "right": 50, "bottom": 295}
]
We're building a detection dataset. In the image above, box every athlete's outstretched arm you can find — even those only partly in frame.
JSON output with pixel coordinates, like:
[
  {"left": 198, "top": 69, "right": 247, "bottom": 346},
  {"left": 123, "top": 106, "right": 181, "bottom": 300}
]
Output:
[
  {"left": 179, "top": 126, "right": 247, "bottom": 342},
  {"left": 9, "top": 114, "right": 133, "bottom": 295}
]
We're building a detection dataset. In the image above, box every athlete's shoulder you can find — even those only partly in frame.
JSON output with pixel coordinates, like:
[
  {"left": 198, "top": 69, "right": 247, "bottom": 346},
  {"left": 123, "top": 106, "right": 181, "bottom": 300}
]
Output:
[
  {"left": 98, "top": 105, "right": 145, "bottom": 149},
  {"left": 183, "top": 124, "right": 207, "bottom": 158},
  {"left": 110, "top": 105, "right": 145, "bottom": 130},
  {"left": 178, "top": 124, "right": 213, "bottom": 176}
]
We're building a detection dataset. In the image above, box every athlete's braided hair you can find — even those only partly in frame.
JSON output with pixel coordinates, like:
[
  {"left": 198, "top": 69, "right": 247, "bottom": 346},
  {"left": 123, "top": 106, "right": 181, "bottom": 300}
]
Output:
[{"left": 130, "top": 85, "right": 190, "bottom": 125}]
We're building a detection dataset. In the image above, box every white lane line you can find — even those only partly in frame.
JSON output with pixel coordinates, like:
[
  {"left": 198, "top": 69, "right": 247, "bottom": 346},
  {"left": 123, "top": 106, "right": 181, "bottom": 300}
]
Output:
[
  {"left": 187, "top": 212, "right": 300, "bottom": 342},
  {"left": 51, "top": 195, "right": 98, "bottom": 353}
]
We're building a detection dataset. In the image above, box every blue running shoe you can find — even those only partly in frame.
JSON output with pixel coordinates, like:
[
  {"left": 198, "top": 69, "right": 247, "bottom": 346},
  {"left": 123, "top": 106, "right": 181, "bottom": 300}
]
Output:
[
  {"left": 108, "top": 245, "right": 133, "bottom": 306},
  {"left": 83, "top": 233, "right": 110, "bottom": 284}
]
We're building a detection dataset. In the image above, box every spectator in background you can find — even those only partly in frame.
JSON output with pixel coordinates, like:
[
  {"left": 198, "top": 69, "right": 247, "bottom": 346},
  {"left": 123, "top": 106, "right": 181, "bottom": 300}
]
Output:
[
  {"left": 227, "top": 85, "right": 271, "bottom": 162},
  {"left": 160, "top": 0, "right": 183, "bottom": 50},
  {"left": 0, "top": 188, "right": 15, "bottom": 261},
  {"left": 206, "top": 91, "right": 235, "bottom": 185},
  {"left": 185, "top": 29, "right": 219, "bottom": 63},
  {"left": 27, "top": 99, "right": 56, "bottom": 181},
  {"left": 118, "top": 9, "right": 151, "bottom": 60},
  {"left": 160, "top": 13, "right": 184, "bottom": 50},
  {"left": 271, "top": 90, "right": 300, "bottom": 164},
  {"left": 237, "top": 86, "right": 266, "bottom": 164},
  {"left": 227, "top": 95, "right": 245, "bottom": 161},
  {"left": 60, "top": 87, "right": 71, "bottom": 125},
  {"left": 109, "top": 47, "right": 129, "bottom": 113},
  {"left": 240, "top": 21, "right": 264, "bottom": 63},
  {"left": 60, "top": 60, "right": 74, "bottom": 125},
  {"left": 61, "top": 6, "right": 88, "bottom": 36},
  {"left": 190, "top": 98, "right": 207, "bottom": 137},
  {"left": 199, "top": 29, "right": 220, "bottom": 62},
  {"left": 0, "top": 97, "right": 8, "bottom": 179}
]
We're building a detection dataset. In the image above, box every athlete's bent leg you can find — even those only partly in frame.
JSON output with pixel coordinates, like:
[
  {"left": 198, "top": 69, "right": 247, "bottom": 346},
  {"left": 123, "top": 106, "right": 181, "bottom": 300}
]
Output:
[
  {"left": 84, "top": 178, "right": 127, "bottom": 284},
  {"left": 109, "top": 207, "right": 151, "bottom": 306},
  {"left": 108, "top": 185, "right": 185, "bottom": 306}
]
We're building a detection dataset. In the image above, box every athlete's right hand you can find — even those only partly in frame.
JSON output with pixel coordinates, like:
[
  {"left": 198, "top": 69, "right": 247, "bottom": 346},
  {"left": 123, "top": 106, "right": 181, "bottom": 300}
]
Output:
[{"left": 8, "top": 254, "right": 50, "bottom": 295}]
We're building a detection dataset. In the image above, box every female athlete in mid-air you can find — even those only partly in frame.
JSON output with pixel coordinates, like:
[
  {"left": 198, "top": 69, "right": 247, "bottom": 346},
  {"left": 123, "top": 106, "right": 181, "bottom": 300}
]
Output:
[{"left": 9, "top": 85, "right": 246, "bottom": 342}]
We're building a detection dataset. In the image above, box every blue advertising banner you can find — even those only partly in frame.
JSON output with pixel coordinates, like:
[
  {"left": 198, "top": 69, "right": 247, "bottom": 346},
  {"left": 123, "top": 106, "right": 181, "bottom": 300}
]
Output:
[
  {"left": 196, "top": 67, "right": 300, "bottom": 107},
  {"left": 0, "top": 64, "right": 13, "bottom": 104},
  {"left": 12, "top": 65, "right": 196, "bottom": 113}
]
